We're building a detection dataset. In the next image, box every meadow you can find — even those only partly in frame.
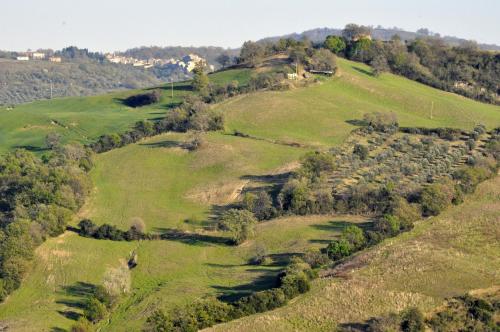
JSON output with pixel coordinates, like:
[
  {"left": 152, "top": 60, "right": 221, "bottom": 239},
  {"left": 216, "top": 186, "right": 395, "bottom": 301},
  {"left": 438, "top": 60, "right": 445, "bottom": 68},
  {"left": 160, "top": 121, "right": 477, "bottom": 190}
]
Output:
[{"left": 0, "top": 68, "right": 253, "bottom": 154}]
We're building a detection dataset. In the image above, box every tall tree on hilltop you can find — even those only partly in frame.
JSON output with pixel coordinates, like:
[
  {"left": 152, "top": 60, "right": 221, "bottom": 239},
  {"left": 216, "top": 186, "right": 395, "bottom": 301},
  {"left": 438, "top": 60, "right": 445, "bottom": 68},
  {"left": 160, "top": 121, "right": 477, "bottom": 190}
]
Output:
[{"left": 191, "top": 62, "right": 209, "bottom": 94}]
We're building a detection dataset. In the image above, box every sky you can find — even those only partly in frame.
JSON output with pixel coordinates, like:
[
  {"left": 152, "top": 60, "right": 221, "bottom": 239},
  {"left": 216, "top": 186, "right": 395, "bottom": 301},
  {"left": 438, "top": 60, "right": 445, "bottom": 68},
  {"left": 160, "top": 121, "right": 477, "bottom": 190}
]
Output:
[{"left": 1, "top": 0, "right": 499, "bottom": 52}]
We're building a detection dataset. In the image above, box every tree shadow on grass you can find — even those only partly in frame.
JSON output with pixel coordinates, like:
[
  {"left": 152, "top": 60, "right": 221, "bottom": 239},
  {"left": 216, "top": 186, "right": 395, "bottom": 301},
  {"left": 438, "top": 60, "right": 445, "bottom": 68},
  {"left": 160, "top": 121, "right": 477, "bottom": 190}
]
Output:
[
  {"left": 345, "top": 119, "right": 367, "bottom": 126},
  {"left": 50, "top": 327, "right": 67, "bottom": 332},
  {"left": 351, "top": 66, "right": 374, "bottom": 77},
  {"left": 13, "top": 145, "right": 48, "bottom": 152},
  {"left": 309, "top": 220, "right": 373, "bottom": 245},
  {"left": 140, "top": 140, "right": 186, "bottom": 149},
  {"left": 310, "top": 220, "right": 373, "bottom": 232},
  {"left": 212, "top": 267, "right": 280, "bottom": 302},
  {"left": 55, "top": 281, "right": 97, "bottom": 322},
  {"left": 154, "top": 227, "right": 231, "bottom": 246}
]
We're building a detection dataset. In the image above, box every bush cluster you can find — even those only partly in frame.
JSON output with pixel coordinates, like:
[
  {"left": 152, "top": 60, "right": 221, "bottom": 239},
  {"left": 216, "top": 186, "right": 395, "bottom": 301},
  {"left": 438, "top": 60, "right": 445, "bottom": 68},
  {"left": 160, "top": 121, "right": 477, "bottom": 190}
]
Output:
[
  {"left": 77, "top": 219, "right": 150, "bottom": 241},
  {"left": 123, "top": 90, "right": 161, "bottom": 107}
]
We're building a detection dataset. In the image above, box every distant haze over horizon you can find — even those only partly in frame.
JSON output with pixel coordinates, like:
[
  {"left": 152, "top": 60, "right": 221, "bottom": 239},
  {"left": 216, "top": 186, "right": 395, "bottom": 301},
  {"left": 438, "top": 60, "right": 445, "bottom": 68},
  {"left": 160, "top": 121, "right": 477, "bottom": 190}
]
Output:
[{"left": 2, "top": 0, "right": 499, "bottom": 52}]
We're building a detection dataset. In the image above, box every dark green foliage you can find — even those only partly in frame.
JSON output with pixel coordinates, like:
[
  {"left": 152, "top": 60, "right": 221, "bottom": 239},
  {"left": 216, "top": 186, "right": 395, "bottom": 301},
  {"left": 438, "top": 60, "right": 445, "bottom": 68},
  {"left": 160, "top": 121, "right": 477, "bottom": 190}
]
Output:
[
  {"left": 218, "top": 209, "right": 256, "bottom": 245},
  {"left": 123, "top": 90, "right": 161, "bottom": 108},
  {"left": 400, "top": 307, "right": 425, "bottom": 332},
  {"left": 324, "top": 35, "right": 346, "bottom": 54},
  {"left": 420, "top": 181, "right": 455, "bottom": 216},
  {"left": 342, "top": 225, "right": 366, "bottom": 250},
  {"left": 0, "top": 147, "right": 92, "bottom": 300},
  {"left": 70, "top": 318, "right": 93, "bottom": 332},
  {"left": 191, "top": 62, "right": 209, "bottom": 94},
  {"left": 233, "top": 288, "right": 287, "bottom": 316},
  {"left": 323, "top": 238, "right": 351, "bottom": 261},
  {"left": 241, "top": 191, "right": 276, "bottom": 221},
  {"left": 239, "top": 41, "right": 265, "bottom": 67},
  {"left": 300, "top": 151, "right": 335, "bottom": 179},
  {"left": 84, "top": 296, "right": 107, "bottom": 323},
  {"left": 77, "top": 219, "right": 146, "bottom": 241}
]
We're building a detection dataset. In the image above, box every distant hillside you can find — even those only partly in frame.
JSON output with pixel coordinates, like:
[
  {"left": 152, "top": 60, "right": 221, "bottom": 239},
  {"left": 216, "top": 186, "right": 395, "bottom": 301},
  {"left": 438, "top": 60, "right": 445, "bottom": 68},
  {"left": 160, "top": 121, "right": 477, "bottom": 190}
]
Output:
[
  {"left": 0, "top": 46, "right": 232, "bottom": 105},
  {"left": 260, "top": 26, "right": 500, "bottom": 51},
  {"left": 0, "top": 59, "right": 162, "bottom": 105}
]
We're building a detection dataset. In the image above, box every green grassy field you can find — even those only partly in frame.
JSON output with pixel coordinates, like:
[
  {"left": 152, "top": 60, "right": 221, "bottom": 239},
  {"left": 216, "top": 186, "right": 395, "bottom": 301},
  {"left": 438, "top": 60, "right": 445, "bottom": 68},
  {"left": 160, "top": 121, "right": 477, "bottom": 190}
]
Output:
[
  {"left": 209, "top": 174, "right": 500, "bottom": 332},
  {"left": 222, "top": 58, "right": 500, "bottom": 148},
  {"left": 0, "top": 69, "right": 253, "bottom": 154},
  {"left": 88, "top": 131, "right": 306, "bottom": 230},
  {"left": 0, "top": 213, "right": 369, "bottom": 331},
  {"left": 0, "top": 57, "right": 499, "bottom": 332}
]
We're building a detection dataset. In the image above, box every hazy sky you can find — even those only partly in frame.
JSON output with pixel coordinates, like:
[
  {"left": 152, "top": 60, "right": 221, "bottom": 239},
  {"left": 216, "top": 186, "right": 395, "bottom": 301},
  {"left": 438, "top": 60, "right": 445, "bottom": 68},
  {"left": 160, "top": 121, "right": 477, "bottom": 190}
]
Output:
[{"left": 1, "top": 0, "right": 499, "bottom": 51}]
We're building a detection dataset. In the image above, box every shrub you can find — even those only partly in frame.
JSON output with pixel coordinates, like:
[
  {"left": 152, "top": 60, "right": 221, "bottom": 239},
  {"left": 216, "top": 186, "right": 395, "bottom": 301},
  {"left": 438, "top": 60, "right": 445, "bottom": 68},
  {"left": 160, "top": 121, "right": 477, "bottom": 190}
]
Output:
[
  {"left": 353, "top": 144, "right": 369, "bottom": 160},
  {"left": 241, "top": 191, "right": 276, "bottom": 221},
  {"left": 323, "top": 239, "right": 351, "bottom": 260},
  {"left": 300, "top": 151, "right": 335, "bottom": 179},
  {"left": 341, "top": 225, "right": 366, "bottom": 250},
  {"left": 420, "top": 181, "right": 455, "bottom": 216},
  {"left": 123, "top": 90, "right": 161, "bottom": 108},
  {"left": 400, "top": 307, "right": 425, "bottom": 332},
  {"left": 218, "top": 209, "right": 256, "bottom": 245},
  {"left": 84, "top": 297, "right": 107, "bottom": 322},
  {"left": 303, "top": 249, "right": 330, "bottom": 268},
  {"left": 363, "top": 112, "right": 398, "bottom": 133},
  {"left": 70, "top": 318, "right": 93, "bottom": 332},
  {"left": 375, "top": 215, "right": 401, "bottom": 236}
]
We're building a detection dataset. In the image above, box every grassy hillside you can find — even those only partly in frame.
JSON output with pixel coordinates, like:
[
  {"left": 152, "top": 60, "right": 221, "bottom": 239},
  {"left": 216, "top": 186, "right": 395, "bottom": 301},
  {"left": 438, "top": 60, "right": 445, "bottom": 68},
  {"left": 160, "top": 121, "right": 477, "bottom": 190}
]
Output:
[
  {"left": 0, "top": 57, "right": 498, "bottom": 332},
  {"left": 0, "top": 212, "right": 369, "bottom": 331},
  {"left": 208, "top": 174, "right": 500, "bottom": 332},
  {"left": 0, "top": 68, "right": 252, "bottom": 154},
  {"left": 222, "top": 58, "right": 500, "bottom": 148}
]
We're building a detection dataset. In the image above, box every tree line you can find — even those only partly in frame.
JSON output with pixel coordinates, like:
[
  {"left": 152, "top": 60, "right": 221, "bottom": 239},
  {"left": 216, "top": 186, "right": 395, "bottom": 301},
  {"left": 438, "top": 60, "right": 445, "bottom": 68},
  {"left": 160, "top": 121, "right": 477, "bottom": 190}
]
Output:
[{"left": 237, "top": 24, "right": 499, "bottom": 104}]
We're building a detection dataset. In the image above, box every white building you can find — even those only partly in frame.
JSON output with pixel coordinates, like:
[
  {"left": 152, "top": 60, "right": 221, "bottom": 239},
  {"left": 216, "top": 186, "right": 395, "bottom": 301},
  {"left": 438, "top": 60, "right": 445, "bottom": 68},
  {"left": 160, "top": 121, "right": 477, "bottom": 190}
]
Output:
[
  {"left": 49, "top": 57, "right": 62, "bottom": 63},
  {"left": 32, "top": 52, "right": 45, "bottom": 59},
  {"left": 16, "top": 56, "right": 29, "bottom": 61}
]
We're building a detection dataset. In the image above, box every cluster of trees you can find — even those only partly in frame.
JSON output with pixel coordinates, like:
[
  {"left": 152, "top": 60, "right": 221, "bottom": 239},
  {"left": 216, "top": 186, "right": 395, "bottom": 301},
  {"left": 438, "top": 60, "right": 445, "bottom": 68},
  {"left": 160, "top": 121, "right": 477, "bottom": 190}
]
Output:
[
  {"left": 77, "top": 218, "right": 150, "bottom": 241},
  {"left": 91, "top": 96, "right": 224, "bottom": 153},
  {"left": 0, "top": 144, "right": 93, "bottom": 301},
  {"left": 321, "top": 24, "right": 499, "bottom": 104},
  {"left": 123, "top": 90, "right": 162, "bottom": 108},
  {"left": 144, "top": 257, "right": 315, "bottom": 331},
  {"left": 361, "top": 293, "right": 499, "bottom": 332},
  {"left": 238, "top": 38, "right": 337, "bottom": 73}
]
